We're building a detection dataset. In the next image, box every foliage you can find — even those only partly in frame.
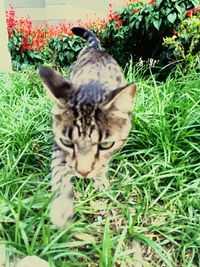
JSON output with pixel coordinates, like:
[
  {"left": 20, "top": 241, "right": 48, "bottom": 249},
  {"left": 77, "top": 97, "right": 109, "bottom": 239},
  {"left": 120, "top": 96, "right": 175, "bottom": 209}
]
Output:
[
  {"left": 6, "top": 5, "right": 74, "bottom": 69},
  {"left": 46, "top": 36, "right": 84, "bottom": 68},
  {"left": 5, "top": 5, "right": 108, "bottom": 70},
  {"left": 5, "top": 0, "right": 200, "bottom": 73},
  {"left": 100, "top": 0, "right": 200, "bottom": 68},
  {"left": 8, "top": 29, "right": 44, "bottom": 70},
  {"left": 163, "top": 11, "right": 200, "bottom": 73}
]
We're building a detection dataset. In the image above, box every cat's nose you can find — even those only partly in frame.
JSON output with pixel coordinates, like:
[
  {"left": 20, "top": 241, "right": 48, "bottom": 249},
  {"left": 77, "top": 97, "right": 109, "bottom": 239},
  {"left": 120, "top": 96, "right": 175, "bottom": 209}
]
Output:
[{"left": 78, "top": 171, "right": 90, "bottom": 177}]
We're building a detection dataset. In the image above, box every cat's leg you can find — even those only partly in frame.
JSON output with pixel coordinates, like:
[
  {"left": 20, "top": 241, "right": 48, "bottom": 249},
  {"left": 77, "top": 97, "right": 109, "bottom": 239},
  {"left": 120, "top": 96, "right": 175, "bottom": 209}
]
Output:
[
  {"left": 50, "top": 173, "right": 73, "bottom": 228},
  {"left": 50, "top": 147, "right": 74, "bottom": 227},
  {"left": 16, "top": 256, "right": 49, "bottom": 267}
]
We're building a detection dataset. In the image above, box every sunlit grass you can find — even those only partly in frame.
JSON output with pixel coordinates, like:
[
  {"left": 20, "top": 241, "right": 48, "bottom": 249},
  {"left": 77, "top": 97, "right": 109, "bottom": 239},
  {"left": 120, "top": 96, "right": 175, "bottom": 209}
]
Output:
[{"left": 0, "top": 68, "right": 199, "bottom": 266}]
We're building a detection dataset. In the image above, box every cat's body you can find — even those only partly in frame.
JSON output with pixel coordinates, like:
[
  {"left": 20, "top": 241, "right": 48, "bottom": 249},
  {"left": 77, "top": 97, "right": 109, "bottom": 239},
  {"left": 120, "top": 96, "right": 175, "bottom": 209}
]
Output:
[
  {"left": 1, "top": 27, "right": 136, "bottom": 267},
  {"left": 39, "top": 27, "right": 136, "bottom": 227}
]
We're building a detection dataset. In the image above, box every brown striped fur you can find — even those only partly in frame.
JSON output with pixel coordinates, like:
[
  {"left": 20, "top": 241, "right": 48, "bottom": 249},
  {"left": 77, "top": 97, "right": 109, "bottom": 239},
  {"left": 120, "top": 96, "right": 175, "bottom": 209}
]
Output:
[{"left": 39, "top": 27, "right": 136, "bottom": 227}]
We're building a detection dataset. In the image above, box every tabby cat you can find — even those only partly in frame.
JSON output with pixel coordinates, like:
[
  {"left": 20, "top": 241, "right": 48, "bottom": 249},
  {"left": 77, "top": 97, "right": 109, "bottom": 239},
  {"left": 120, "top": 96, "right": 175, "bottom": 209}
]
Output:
[
  {"left": 38, "top": 27, "right": 136, "bottom": 228},
  {"left": 1, "top": 27, "right": 136, "bottom": 267}
]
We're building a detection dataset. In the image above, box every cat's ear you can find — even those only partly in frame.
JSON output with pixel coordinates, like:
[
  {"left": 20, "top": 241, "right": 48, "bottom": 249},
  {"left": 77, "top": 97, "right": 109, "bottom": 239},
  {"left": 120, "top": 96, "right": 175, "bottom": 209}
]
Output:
[
  {"left": 38, "top": 66, "right": 73, "bottom": 105},
  {"left": 102, "top": 84, "right": 136, "bottom": 113}
]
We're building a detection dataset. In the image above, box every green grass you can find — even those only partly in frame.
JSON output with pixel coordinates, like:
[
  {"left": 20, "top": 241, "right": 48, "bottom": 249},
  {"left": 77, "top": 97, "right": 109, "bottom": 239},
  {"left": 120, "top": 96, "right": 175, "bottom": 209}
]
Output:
[{"left": 0, "top": 67, "right": 200, "bottom": 267}]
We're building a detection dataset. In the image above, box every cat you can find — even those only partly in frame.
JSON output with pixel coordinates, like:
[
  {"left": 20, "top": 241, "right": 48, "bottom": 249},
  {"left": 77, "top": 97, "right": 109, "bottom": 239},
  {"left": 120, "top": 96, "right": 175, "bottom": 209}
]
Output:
[
  {"left": 1, "top": 26, "right": 136, "bottom": 267},
  {"left": 38, "top": 27, "right": 137, "bottom": 228}
]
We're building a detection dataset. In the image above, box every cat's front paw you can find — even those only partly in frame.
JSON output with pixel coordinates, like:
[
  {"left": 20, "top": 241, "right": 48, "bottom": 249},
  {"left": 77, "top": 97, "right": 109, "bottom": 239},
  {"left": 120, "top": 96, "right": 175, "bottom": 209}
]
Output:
[
  {"left": 93, "top": 177, "right": 110, "bottom": 191},
  {"left": 16, "top": 256, "right": 48, "bottom": 267},
  {"left": 50, "top": 194, "right": 73, "bottom": 228}
]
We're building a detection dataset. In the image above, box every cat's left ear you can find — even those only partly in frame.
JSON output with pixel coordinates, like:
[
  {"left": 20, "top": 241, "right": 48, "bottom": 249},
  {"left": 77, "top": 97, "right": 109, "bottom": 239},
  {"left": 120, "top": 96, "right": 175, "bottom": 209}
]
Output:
[
  {"left": 102, "top": 84, "right": 136, "bottom": 113},
  {"left": 38, "top": 66, "right": 73, "bottom": 105}
]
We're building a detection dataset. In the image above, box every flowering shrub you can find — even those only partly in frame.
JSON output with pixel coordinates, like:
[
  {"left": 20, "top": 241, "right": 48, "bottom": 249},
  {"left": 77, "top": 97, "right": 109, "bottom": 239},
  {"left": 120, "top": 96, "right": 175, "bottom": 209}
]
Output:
[
  {"left": 6, "top": 5, "right": 76, "bottom": 69},
  {"left": 5, "top": 0, "right": 200, "bottom": 73},
  {"left": 6, "top": 4, "right": 121, "bottom": 69},
  {"left": 99, "top": 0, "right": 200, "bottom": 69},
  {"left": 163, "top": 10, "right": 200, "bottom": 73}
]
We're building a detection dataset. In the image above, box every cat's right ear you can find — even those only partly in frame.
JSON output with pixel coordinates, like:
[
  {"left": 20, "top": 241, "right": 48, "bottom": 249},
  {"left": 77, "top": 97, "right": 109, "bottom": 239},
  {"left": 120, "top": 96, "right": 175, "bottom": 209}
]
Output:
[{"left": 38, "top": 66, "right": 73, "bottom": 105}]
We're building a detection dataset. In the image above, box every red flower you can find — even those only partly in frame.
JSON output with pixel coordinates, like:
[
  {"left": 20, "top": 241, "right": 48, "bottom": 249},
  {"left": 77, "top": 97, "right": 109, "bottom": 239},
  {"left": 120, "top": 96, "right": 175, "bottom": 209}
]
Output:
[
  {"left": 151, "top": 0, "right": 156, "bottom": 4},
  {"left": 133, "top": 9, "right": 139, "bottom": 13},
  {"left": 173, "top": 29, "right": 177, "bottom": 35},
  {"left": 108, "top": 10, "right": 120, "bottom": 21},
  {"left": 20, "top": 44, "right": 26, "bottom": 52},
  {"left": 23, "top": 35, "right": 29, "bottom": 43},
  {"left": 116, "top": 19, "right": 122, "bottom": 30},
  {"left": 194, "top": 6, "right": 200, "bottom": 13},
  {"left": 186, "top": 8, "right": 194, "bottom": 17}
]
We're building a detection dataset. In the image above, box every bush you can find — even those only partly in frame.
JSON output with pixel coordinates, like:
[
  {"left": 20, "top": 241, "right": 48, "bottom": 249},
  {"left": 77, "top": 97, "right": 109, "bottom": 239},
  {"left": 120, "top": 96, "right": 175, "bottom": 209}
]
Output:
[
  {"left": 163, "top": 10, "right": 200, "bottom": 73},
  {"left": 47, "top": 35, "right": 84, "bottom": 68},
  {"left": 100, "top": 0, "right": 200, "bottom": 67},
  {"left": 8, "top": 29, "right": 44, "bottom": 70},
  {"left": 6, "top": 6, "right": 75, "bottom": 69}
]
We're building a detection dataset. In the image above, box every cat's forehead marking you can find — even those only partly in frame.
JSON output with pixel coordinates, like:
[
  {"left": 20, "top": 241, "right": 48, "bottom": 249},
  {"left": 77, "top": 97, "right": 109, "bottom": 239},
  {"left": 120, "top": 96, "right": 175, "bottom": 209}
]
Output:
[{"left": 72, "top": 121, "right": 99, "bottom": 144}]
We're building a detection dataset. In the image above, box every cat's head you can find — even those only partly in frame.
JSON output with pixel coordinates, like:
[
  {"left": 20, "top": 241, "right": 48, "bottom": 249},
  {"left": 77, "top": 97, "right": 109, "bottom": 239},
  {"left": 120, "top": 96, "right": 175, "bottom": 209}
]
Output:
[{"left": 39, "top": 66, "right": 136, "bottom": 178}]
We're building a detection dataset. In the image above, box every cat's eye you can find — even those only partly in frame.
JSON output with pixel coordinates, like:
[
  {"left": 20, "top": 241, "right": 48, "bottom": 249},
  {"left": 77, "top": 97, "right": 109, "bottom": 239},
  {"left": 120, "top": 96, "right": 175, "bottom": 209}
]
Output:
[
  {"left": 99, "top": 141, "right": 115, "bottom": 150},
  {"left": 60, "top": 138, "right": 74, "bottom": 148}
]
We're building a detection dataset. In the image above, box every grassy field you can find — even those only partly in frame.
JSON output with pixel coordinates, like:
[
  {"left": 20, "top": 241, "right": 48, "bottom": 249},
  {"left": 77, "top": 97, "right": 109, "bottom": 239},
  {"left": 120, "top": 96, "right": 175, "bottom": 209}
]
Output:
[{"left": 0, "top": 67, "right": 199, "bottom": 267}]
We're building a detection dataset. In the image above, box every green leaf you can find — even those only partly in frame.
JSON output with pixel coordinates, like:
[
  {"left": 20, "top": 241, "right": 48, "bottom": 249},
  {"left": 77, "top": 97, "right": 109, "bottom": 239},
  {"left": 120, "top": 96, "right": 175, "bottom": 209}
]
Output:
[
  {"left": 179, "top": 2, "right": 185, "bottom": 10},
  {"left": 28, "top": 51, "right": 34, "bottom": 59},
  {"left": 101, "top": 219, "right": 112, "bottom": 267},
  {"left": 68, "top": 40, "right": 74, "bottom": 49},
  {"left": 165, "top": 7, "right": 172, "bottom": 16},
  {"left": 137, "top": 15, "right": 143, "bottom": 22},
  {"left": 175, "top": 4, "right": 183, "bottom": 14},
  {"left": 67, "top": 51, "right": 74, "bottom": 61},
  {"left": 153, "top": 19, "right": 162, "bottom": 30},
  {"left": 167, "top": 12, "right": 177, "bottom": 24},
  {"left": 58, "top": 53, "right": 64, "bottom": 62},
  {"left": 156, "top": 0, "right": 163, "bottom": 8},
  {"left": 13, "top": 37, "right": 19, "bottom": 45},
  {"left": 135, "top": 20, "right": 140, "bottom": 30},
  {"left": 73, "top": 45, "right": 81, "bottom": 52},
  {"left": 191, "top": 0, "right": 199, "bottom": 9},
  {"left": 33, "top": 53, "right": 43, "bottom": 60},
  {"left": 63, "top": 43, "right": 69, "bottom": 50}
]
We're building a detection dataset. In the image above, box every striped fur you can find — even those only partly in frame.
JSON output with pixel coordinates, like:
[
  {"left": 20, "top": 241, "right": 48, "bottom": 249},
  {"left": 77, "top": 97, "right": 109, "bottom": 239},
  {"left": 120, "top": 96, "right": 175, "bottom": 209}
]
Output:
[
  {"left": 72, "top": 27, "right": 101, "bottom": 50},
  {"left": 39, "top": 27, "right": 136, "bottom": 227}
]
